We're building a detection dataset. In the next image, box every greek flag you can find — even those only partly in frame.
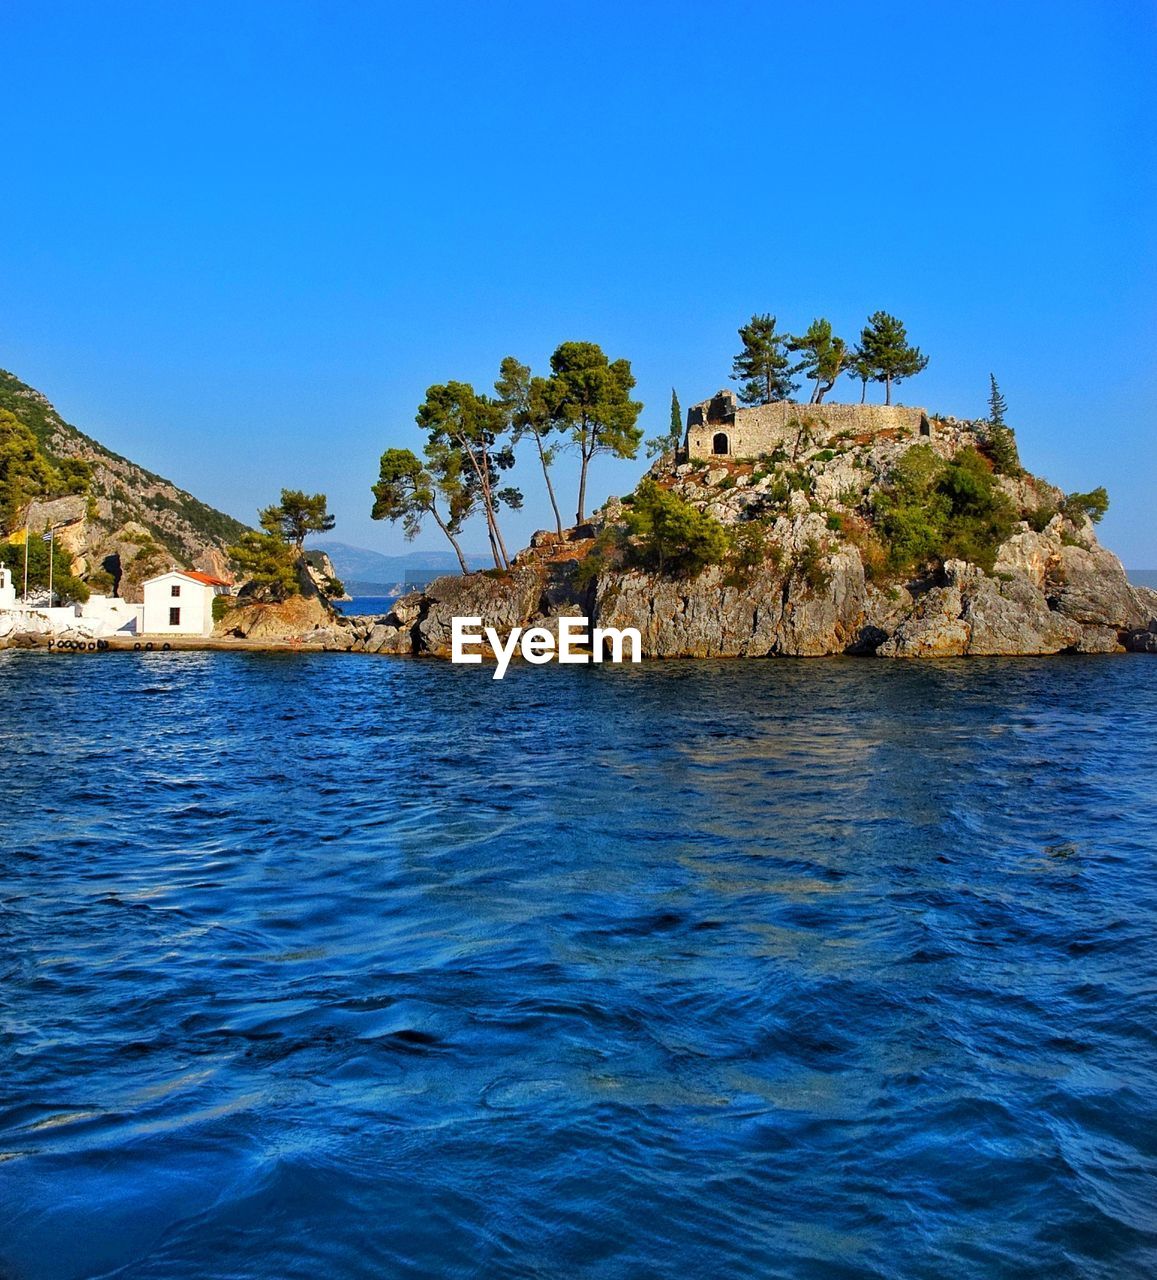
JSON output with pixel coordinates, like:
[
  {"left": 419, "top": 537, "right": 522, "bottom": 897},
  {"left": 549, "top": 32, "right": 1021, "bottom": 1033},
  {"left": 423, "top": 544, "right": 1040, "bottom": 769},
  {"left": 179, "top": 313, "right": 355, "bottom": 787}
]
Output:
[{"left": 41, "top": 531, "right": 53, "bottom": 542}]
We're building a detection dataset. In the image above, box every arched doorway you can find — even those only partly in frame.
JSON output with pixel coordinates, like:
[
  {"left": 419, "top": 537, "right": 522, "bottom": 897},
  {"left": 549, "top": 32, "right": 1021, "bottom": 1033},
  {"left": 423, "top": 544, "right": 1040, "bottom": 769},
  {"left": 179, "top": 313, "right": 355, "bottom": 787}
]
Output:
[{"left": 712, "top": 432, "right": 729, "bottom": 456}]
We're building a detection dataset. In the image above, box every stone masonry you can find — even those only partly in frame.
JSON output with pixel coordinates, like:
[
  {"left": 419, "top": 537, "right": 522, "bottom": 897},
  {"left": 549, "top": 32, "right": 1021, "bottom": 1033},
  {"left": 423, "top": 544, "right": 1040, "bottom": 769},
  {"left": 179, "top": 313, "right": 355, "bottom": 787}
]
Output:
[{"left": 685, "top": 389, "right": 930, "bottom": 461}]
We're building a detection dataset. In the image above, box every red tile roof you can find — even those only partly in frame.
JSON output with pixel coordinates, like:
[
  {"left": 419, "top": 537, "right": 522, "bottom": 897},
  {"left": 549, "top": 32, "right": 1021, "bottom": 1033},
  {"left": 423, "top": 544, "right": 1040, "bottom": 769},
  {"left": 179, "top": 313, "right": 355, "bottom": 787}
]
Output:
[{"left": 180, "top": 571, "right": 230, "bottom": 587}]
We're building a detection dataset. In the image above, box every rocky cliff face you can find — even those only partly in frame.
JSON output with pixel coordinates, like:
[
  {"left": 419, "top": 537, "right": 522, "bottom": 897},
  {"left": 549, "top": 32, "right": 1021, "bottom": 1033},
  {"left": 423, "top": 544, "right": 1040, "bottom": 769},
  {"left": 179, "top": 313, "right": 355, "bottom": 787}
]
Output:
[
  {"left": 0, "top": 368, "right": 248, "bottom": 593},
  {"left": 348, "top": 415, "right": 1156, "bottom": 661}
]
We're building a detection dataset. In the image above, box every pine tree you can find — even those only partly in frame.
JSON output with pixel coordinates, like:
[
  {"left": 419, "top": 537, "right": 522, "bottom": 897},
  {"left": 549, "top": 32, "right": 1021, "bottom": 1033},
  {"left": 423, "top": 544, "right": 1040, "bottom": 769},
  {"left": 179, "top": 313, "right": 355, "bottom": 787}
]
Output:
[
  {"left": 371, "top": 447, "right": 472, "bottom": 573},
  {"left": 259, "top": 489, "right": 335, "bottom": 551},
  {"left": 546, "top": 341, "right": 643, "bottom": 525},
  {"left": 788, "top": 319, "right": 849, "bottom": 404},
  {"left": 731, "top": 314, "right": 798, "bottom": 404},
  {"left": 495, "top": 356, "right": 563, "bottom": 537},
  {"left": 417, "top": 380, "right": 522, "bottom": 569},
  {"left": 845, "top": 350, "right": 873, "bottom": 404},
  {"left": 857, "top": 312, "right": 929, "bottom": 405},
  {"left": 984, "top": 375, "right": 1021, "bottom": 475}
]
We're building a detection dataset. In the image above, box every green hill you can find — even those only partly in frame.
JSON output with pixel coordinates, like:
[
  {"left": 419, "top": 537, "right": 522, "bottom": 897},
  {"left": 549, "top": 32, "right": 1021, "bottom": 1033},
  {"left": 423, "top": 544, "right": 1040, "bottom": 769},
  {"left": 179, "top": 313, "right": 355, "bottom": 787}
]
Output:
[{"left": 0, "top": 368, "right": 249, "bottom": 584}]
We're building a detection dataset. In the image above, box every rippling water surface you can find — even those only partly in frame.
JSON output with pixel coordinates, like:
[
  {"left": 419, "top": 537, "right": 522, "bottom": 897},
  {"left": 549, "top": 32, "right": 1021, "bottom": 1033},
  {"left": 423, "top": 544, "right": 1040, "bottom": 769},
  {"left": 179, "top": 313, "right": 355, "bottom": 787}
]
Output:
[{"left": 1, "top": 650, "right": 1155, "bottom": 1279}]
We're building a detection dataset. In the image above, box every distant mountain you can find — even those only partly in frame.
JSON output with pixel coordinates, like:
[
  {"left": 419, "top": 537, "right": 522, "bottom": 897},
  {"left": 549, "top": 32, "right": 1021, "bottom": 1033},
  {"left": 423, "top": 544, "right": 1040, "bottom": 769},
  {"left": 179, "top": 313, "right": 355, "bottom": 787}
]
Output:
[
  {"left": 0, "top": 368, "right": 249, "bottom": 590},
  {"left": 310, "top": 540, "right": 488, "bottom": 589}
]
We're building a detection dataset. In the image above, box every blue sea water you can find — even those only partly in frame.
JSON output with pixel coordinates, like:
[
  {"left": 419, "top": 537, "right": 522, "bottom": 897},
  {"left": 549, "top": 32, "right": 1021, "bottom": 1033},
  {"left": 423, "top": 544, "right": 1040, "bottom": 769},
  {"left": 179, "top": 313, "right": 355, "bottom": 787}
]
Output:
[
  {"left": 1, "top": 650, "right": 1156, "bottom": 1280},
  {"left": 336, "top": 596, "right": 399, "bottom": 617}
]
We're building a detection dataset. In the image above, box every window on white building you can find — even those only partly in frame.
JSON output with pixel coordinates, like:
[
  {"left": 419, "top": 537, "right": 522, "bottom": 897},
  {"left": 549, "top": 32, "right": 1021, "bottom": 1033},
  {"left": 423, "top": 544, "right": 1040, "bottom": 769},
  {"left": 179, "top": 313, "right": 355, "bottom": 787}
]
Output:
[{"left": 169, "top": 607, "right": 181, "bottom": 626}]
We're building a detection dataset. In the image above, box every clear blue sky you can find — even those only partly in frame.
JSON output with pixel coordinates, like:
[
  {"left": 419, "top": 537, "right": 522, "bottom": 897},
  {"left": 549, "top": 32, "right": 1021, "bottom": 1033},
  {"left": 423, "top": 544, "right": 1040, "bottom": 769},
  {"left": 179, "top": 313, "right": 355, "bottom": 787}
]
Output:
[{"left": 2, "top": 1, "right": 1154, "bottom": 565}]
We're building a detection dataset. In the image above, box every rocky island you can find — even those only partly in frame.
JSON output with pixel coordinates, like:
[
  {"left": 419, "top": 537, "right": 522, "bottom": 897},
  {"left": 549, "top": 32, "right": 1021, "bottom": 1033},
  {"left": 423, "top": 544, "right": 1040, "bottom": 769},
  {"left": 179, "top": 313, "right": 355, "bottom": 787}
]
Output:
[
  {"left": 3, "top": 320, "right": 1155, "bottom": 662},
  {"left": 343, "top": 391, "right": 1157, "bottom": 661}
]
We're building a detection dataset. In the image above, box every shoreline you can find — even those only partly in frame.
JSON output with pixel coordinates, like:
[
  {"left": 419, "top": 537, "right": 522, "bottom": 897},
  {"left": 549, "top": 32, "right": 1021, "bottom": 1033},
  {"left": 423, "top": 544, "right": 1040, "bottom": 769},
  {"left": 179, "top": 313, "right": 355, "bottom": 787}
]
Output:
[{"left": 3, "top": 626, "right": 1156, "bottom": 661}]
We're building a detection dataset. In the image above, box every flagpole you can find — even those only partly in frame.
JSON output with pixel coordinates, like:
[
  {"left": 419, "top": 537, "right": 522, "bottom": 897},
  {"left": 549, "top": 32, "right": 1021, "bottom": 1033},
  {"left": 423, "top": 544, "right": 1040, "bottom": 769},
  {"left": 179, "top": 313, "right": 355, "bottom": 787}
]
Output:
[
  {"left": 47, "top": 526, "right": 54, "bottom": 607},
  {"left": 22, "top": 522, "right": 29, "bottom": 603}
]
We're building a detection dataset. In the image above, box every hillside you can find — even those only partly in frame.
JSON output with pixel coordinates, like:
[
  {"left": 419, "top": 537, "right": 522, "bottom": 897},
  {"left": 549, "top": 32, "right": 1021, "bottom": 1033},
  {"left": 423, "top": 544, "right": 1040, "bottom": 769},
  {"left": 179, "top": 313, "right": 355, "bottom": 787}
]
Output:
[{"left": 0, "top": 368, "right": 249, "bottom": 597}]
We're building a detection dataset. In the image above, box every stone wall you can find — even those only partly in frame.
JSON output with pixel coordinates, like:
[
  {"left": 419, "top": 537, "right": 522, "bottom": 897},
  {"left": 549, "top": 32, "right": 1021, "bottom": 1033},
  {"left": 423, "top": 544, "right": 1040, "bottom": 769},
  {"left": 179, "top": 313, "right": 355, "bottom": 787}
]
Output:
[{"left": 685, "top": 390, "right": 930, "bottom": 460}]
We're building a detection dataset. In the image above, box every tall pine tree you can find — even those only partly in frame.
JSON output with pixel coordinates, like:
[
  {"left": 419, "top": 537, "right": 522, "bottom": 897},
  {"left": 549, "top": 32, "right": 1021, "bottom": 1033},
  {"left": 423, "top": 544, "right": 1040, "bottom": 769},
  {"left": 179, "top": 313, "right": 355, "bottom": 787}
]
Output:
[
  {"left": 857, "top": 312, "right": 929, "bottom": 404},
  {"left": 788, "top": 319, "right": 849, "bottom": 404},
  {"left": 731, "top": 314, "right": 797, "bottom": 404},
  {"left": 546, "top": 341, "right": 643, "bottom": 525},
  {"left": 495, "top": 356, "right": 564, "bottom": 537}
]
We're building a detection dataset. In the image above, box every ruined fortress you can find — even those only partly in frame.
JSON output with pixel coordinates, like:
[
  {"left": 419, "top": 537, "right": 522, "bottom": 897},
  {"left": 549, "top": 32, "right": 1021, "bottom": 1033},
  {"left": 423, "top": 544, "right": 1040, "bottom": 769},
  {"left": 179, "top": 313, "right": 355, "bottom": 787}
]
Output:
[{"left": 685, "top": 389, "right": 930, "bottom": 461}]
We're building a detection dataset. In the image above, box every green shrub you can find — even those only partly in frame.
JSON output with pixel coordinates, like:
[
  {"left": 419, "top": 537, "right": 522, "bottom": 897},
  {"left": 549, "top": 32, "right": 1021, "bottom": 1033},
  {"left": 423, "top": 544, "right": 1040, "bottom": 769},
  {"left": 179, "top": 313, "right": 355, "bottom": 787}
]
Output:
[
  {"left": 812, "top": 449, "right": 835, "bottom": 463},
  {"left": 228, "top": 530, "right": 301, "bottom": 599},
  {"left": 1061, "top": 487, "right": 1109, "bottom": 525},
  {"left": 0, "top": 536, "right": 88, "bottom": 603},
  {"left": 724, "top": 519, "right": 782, "bottom": 586},
  {"left": 872, "top": 445, "right": 1015, "bottom": 575},
  {"left": 211, "top": 594, "right": 235, "bottom": 623},
  {"left": 625, "top": 479, "right": 730, "bottom": 577},
  {"left": 1026, "top": 502, "right": 1057, "bottom": 533},
  {"left": 57, "top": 458, "right": 92, "bottom": 495},
  {"left": 795, "top": 537, "right": 831, "bottom": 593},
  {"left": 826, "top": 512, "right": 844, "bottom": 532},
  {"left": 573, "top": 527, "right": 624, "bottom": 588},
  {"left": 984, "top": 423, "right": 1022, "bottom": 476}
]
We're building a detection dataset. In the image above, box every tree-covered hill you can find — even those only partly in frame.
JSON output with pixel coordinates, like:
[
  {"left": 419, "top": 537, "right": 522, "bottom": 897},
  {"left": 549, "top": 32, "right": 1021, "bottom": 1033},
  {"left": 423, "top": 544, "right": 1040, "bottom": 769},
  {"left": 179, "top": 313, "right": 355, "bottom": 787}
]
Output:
[{"left": 0, "top": 367, "right": 249, "bottom": 582}]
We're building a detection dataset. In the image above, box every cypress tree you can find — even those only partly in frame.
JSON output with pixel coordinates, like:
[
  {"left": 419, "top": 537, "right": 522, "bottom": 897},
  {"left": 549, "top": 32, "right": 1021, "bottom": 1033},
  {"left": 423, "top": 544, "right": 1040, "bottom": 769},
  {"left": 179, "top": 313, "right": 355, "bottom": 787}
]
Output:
[
  {"left": 984, "top": 375, "right": 1021, "bottom": 475},
  {"left": 988, "top": 374, "right": 1008, "bottom": 427}
]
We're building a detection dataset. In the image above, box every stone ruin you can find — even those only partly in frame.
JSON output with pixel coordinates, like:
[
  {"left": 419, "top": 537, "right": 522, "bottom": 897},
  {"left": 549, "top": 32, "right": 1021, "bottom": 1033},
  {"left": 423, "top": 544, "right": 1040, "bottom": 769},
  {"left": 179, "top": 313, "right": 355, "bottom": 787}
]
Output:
[{"left": 685, "top": 389, "right": 931, "bottom": 461}]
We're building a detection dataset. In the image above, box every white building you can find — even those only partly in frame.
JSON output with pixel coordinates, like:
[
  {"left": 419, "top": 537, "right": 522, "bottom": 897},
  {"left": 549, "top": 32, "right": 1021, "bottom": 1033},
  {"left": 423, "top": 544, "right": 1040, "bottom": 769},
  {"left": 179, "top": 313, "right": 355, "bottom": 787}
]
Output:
[
  {"left": 81, "top": 595, "right": 143, "bottom": 635},
  {"left": 0, "top": 562, "right": 143, "bottom": 637},
  {"left": 141, "top": 570, "right": 229, "bottom": 637}
]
